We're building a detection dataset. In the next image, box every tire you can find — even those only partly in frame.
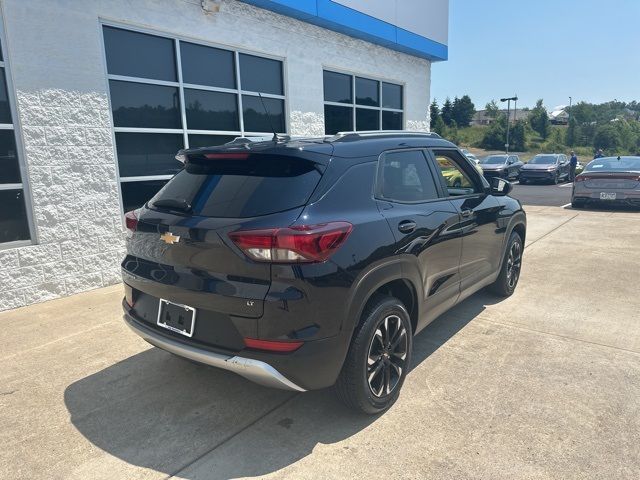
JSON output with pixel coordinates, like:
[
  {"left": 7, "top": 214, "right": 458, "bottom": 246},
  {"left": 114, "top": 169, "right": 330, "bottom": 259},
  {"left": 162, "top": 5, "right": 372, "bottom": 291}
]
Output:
[
  {"left": 553, "top": 172, "right": 559, "bottom": 185},
  {"left": 335, "top": 294, "right": 413, "bottom": 415},
  {"left": 519, "top": 179, "right": 527, "bottom": 185},
  {"left": 489, "top": 231, "right": 523, "bottom": 297},
  {"left": 571, "top": 199, "right": 584, "bottom": 209}
]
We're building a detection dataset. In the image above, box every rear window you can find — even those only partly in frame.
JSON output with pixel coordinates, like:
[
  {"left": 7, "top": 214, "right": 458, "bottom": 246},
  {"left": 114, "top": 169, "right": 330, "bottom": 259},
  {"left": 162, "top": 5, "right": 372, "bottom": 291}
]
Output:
[{"left": 148, "top": 154, "right": 321, "bottom": 218}]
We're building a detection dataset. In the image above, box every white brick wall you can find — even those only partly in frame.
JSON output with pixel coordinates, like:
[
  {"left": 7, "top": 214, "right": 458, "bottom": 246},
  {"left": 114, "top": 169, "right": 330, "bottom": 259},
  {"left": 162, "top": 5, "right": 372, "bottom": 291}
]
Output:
[{"left": 0, "top": 0, "right": 432, "bottom": 312}]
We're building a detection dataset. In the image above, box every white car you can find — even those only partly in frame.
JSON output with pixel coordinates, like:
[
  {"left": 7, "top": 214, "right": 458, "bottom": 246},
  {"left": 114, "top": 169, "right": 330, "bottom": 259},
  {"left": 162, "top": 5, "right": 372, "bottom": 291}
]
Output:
[{"left": 461, "top": 149, "right": 480, "bottom": 165}]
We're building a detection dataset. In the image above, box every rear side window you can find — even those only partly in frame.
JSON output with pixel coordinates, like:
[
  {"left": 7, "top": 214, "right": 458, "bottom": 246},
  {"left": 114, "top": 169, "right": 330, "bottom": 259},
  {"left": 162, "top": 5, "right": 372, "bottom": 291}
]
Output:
[
  {"left": 377, "top": 150, "right": 439, "bottom": 203},
  {"left": 149, "top": 154, "right": 321, "bottom": 218}
]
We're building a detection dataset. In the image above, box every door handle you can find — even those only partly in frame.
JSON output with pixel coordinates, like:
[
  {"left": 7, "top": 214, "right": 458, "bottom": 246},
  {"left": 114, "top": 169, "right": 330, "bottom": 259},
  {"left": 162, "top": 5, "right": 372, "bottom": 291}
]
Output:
[
  {"left": 460, "top": 208, "right": 473, "bottom": 217},
  {"left": 398, "top": 220, "right": 416, "bottom": 233}
]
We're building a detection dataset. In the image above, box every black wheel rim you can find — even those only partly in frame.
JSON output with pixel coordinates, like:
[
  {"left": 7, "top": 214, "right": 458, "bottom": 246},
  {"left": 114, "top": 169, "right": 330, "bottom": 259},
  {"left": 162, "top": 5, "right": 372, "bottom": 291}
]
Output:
[
  {"left": 506, "top": 240, "right": 522, "bottom": 289},
  {"left": 367, "top": 314, "right": 408, "bottom": 398}
]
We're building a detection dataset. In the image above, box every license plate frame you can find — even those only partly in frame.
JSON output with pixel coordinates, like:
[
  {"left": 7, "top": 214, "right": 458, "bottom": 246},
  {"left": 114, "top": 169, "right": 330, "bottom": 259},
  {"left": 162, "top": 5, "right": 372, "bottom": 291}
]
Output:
[
  {"left": 157, "top": 299, "right": 196, "bottom": 337},
  {"left": 600, "top": 192, "right": 617, "bottom": 200}
]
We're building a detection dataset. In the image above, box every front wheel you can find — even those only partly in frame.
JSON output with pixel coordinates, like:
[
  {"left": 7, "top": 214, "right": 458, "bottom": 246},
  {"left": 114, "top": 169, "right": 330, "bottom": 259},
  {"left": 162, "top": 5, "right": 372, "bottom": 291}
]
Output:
[
  {"left": 489, "top": 231, "right": 523, "bottom": 297},
  {"left": 335, "top": 295, "right": 412, "bottom": 415}
]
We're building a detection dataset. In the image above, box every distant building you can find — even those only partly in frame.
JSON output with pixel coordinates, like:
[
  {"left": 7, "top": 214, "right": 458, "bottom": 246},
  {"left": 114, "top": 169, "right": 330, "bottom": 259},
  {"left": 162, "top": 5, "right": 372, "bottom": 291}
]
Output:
[
  {"left": 549, "top": 107, "right": 569, "bottom": 125},
  {"left": 471, "top": 109, "right": 530, "bottom": 126}
]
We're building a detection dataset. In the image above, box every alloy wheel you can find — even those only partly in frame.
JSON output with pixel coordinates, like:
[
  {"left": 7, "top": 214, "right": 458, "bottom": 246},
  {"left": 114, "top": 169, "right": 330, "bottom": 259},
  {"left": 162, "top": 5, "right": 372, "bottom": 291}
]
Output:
[
  {"left": 366, "top": 314, "right": 408, "bottom": 397},
  {"left": 506, "top": 241, "right": 522, "bottom": 289}
]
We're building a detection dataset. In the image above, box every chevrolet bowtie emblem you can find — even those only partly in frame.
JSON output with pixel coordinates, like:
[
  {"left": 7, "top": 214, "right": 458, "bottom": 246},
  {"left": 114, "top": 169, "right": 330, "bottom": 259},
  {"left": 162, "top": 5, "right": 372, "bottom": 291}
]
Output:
[{"left": 160, "top": 232, "right": 180, "bottom": 245}]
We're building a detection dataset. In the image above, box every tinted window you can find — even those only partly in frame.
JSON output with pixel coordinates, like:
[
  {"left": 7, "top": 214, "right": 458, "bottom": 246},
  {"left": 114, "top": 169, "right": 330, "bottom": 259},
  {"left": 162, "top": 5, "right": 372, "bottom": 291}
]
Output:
[
  {"left": 378, "top": 150, "right": 438, "bottom": 202},
  {"left": 184, "top": 89, "right": 239, "bottom": 131},
  {"left": 356, "top": 77, "right": 379, "bottom": 107},
  {"left": 0, "top": 189, "right": 30, "bottom": 243},
  {"left": 110, "top": 80, "right": 181, "bottom": 129},
  {"left": 382, "top": 111, "right": 403, "bottom": 130},
  {"left": 382, "top": 82, "right": 402, "bottom": 109},
  {"left": 585, "top": 157, "right": 640, "bottom": 171},
  {"left": 0, "top": 69, "right": 11, "bottom": 124},
  {"left": 239, "top": 54, "right": 283, "bottom": 95},
  {"left": 115, "top": 133, "right": 183, "bottom": 177},
  {"left": 188, "top": 134, "right": 237, "bottom": 149},
  {"left": 103, "top": 26, "right": 176, "bottom": 81},
  {"left": 121, "top": 180, "right": 168, "bottom": 212},
  {"left": 150, "top": 155, "right": 321, "bottom": 218},
  {"left": 324, "top": 105, "right": 353, "bottom": 135},
  {"left": 323, "top": 71, "right": 352, "bottom": 103},
  {"left": 242, "top": 95, "right": 285, "bottom": 133},
  {"left": 180, "top": 42, "right": 235, "bottom": 88},
  {"left": 482, "top": 155, "right": 508, "bottom": 164},
  {"left": 529, "top": 155, "right": 557, "bottom": 164},
  {"left": 356, "top": 108, "right": 379, "bottom": 131},
  {"left": 0, "top": 130, "right": 20, "bottom": 184}
]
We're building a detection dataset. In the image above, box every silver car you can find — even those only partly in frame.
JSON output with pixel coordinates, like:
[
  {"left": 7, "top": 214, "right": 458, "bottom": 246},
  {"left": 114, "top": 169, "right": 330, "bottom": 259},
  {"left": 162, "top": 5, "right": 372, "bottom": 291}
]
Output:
[{"left": 572, "top": 156, "right": 640, "bottom": 208}]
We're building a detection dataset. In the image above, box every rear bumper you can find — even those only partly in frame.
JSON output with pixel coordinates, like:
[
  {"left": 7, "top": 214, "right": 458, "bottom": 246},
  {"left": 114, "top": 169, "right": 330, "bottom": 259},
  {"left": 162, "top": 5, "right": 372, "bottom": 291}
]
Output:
[{"left": 124, "top": 312, "right": 306, "bottom": 391}]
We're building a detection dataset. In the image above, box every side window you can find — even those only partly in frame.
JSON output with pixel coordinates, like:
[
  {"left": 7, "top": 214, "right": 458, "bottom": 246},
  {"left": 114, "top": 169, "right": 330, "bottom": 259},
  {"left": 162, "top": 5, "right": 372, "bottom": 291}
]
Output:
[
  {"left": 432, "top": 151, "right": 481, "bottom": 196},
  {"left": 377, "top": 150, "right": 439, "bottom": 203}
]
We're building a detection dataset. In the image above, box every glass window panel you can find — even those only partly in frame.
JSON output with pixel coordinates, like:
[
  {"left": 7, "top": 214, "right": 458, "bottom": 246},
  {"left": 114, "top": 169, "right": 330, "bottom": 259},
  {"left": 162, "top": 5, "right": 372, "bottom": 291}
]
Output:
[
  {"left": 242, "top": 95, "right": 285, "bottom": 133},
  {"left": 324, "top": 105, "right": 353, "bottom": 135},
  {"left": 356, "top": 108, "right": 380, "bottom": 131},
  {"left": 0, "top": 130, "right": 20, "bottom": 184},
  {"left": 323, "top": 71, "right": 352, "bottom": 103},
  {"left": 0, "top": 38, "right": 3, "bottom": 62},
  {"left": 115, "top": 133, "right": 183, "bottom": 177},
  {"left": 110, "top": 80, "right": 181, "bottom": 129},
  {"left": 180, "top": 42, "right": 235, "bottom": 89},
  {"left": 355, "top": 77, "right": 379, "bottom": 106},
  {"left": 103, "top": 26, "right": 176, "bottom": 81},
  {"left": 0, "top": 189, "right": 30, "bottom": 243},
  {"left": 378, "top": 150, "right": 439, "bottom": 203},
  {"left": 0, "top": 69, "right": 12, "bottom": 124},
  {"left": 184, "top": 89, "right": 239, "bottom": 131},
  {"left": 121, "top": 180, "right": 169, "bottom": 212},
  {"left": 382, "top": 111, "right": 403, "bottom": 130},
  {"left": 382, "top": 82, "right": 403, "bottom": 109},
  {"left": 188, "top": 134, "right": 237, "bottom": 149},
  {"left": 239, "top": 54, "right": 283, "bottom": 95}
]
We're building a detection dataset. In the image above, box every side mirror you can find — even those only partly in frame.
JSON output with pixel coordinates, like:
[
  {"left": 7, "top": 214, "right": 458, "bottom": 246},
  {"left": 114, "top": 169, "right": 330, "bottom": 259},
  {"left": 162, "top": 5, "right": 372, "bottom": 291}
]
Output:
[{"left": 490, "top": 177, "right": 512, "bottom": 196}]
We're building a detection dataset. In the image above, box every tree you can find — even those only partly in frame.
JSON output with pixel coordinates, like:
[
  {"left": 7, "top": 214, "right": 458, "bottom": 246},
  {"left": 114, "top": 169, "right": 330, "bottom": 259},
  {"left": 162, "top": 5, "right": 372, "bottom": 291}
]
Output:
[
  {"left": 452, "top": 95, "right": 476, "bottom": 127},
  {"left": 529, "top": 99, "right": 550, "bottom": 139},
  {"left": 485, "top": 100, "right": 500, "bottom": 118},
  {"left": 429, "top": 99, "right": 440, "bottom": 130},
  {"left": 566, "top": 117, "right": 581, "bottom": 147},
  {"left": 480, "top": 114, "right": 507, "bottom": 150},
  {"left": 511, "top": 120, "right": 528, "bottom": 151},
  {"left": 593, "top": 124, "right": 622, "bottom": 151},
  {"left": 432, "top": 114, "right": 446, "bottom": 136},
  {"left": 441, "top": 98, "right": 454, "bottom": 126}
]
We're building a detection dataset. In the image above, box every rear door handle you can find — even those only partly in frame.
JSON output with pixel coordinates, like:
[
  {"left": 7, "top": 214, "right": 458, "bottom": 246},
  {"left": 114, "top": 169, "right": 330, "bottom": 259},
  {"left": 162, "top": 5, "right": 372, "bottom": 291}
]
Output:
[
  {"left": 460, "top": 208, "right": 473, "bottom": 218},
  {"left": 398, "top": 220, "right": 417, "bottom": 233}
]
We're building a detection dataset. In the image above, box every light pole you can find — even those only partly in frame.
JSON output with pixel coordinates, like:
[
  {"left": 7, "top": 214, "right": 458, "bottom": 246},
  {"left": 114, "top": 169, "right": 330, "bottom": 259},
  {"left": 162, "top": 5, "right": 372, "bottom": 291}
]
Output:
[
  {"left": 568, "top": 96, "right": 573, "bottom": 147},
  {"left": 500, "top": 96, "right": 518, "bottom": 153}
]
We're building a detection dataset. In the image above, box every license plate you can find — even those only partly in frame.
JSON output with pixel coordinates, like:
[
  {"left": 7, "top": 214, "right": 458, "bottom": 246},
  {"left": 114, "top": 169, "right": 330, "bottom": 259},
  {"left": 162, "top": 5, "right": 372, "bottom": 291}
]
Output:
[
  {"left": 157, "top": 299, "right": 196, "bottom": 337},
  {"left": 600, "top": 192, "right": 617, "bottom": 200}
]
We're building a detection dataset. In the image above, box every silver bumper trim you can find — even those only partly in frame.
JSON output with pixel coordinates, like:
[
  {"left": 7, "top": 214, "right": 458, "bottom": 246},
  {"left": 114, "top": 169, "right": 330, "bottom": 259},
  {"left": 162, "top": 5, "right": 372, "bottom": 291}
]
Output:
[{"left": 124, "top": 315, "right": 306, "bottom": 392}]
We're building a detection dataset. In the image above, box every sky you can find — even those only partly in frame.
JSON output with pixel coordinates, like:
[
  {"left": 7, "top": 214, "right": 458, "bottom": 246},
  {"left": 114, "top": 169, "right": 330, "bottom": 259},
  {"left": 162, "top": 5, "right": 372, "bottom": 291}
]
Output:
[{"left": 430, "top": 0, "right": 640, "bottom": 111}]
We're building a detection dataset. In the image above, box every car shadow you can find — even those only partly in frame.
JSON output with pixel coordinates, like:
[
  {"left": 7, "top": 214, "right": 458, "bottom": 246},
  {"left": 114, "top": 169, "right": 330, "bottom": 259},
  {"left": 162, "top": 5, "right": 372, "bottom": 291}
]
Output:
[{"left": 64, "top": 290, "right": 499, "bottom": 479}]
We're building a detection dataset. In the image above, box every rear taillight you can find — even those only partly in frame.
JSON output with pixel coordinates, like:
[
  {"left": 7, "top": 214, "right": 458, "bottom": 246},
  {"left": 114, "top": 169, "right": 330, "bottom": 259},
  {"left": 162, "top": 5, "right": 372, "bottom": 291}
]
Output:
[
  {"left": 243, "top": 337, "right": 304, "bottom": 353},
  {"left": 124, "top": 210, "right": 139, "bottom": 232},
  {"left": 204, "top": 152, "right": 249, "bottom": 160},
  {"left": 229, "top": 222, "right": 353, "bottom": 263},
  {"left": 574, "top": 175, "right": 587, "bottom": 182}
]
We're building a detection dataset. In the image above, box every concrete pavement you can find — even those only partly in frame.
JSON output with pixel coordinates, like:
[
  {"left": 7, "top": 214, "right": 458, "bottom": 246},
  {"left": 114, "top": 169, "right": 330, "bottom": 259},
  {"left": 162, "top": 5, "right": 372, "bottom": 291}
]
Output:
[{"left": 1, "top": 206, "right": 639, "bottom": 480}]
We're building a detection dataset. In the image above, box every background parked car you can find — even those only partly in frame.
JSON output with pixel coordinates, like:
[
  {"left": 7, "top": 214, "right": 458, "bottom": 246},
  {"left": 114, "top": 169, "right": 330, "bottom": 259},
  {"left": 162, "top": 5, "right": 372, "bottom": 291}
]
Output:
[
  {"left": 479, "top": 154, "right": 523, "bottom": 181},
  {"left": 461, "top": 149, "right": 480, "bottom": 165},
  {"left": 572, "top": 156, "right": 640, "bottom": 208},
  {"left": 519, "top": 154, "right": 570, "bottom": 184}
]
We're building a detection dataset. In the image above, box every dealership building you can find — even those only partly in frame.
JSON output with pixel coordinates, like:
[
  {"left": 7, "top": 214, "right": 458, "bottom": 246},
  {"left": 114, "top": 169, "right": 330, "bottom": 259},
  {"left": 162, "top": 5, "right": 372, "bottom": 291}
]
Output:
[{"left": 0, "top": 0, "right": 449, "bottom": 311}]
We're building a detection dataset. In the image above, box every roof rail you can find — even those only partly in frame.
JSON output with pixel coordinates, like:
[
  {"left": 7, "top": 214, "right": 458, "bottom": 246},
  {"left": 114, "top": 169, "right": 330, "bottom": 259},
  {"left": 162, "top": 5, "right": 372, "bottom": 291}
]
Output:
[{"left": 333, "top": 130, "right": 441, "bottom": 139}]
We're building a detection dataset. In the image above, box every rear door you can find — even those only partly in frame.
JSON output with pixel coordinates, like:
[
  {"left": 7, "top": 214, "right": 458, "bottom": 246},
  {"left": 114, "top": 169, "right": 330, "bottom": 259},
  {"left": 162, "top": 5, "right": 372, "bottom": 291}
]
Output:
[
  {"left": 375, "top": 149, "right": 462, "bottom": 329},
  {"left": 429, "top": 148, "right": 504, "bottom": 295},
  {"left": 124, "top": 152, "right": 324, "bottom": 320}
]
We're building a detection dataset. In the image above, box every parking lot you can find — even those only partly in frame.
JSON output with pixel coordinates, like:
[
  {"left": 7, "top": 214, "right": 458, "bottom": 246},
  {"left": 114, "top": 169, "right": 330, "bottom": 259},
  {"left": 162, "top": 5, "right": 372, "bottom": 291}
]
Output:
[{"left": 2, "top": 202, "right": 640, "bottom": 480}]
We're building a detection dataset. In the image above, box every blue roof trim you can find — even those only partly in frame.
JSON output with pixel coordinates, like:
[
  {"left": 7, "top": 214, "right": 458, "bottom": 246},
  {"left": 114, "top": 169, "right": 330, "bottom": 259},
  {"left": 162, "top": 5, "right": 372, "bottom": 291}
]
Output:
[{"left": 239, "top": 0, "right": 448, "bottom": 62}]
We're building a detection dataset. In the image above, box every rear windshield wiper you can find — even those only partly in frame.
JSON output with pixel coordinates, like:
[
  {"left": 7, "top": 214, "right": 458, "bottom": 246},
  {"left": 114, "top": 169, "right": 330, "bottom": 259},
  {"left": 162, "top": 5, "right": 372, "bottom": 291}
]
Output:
[{"left": 152, "top": 198, "right": 192, "bottom": 213}]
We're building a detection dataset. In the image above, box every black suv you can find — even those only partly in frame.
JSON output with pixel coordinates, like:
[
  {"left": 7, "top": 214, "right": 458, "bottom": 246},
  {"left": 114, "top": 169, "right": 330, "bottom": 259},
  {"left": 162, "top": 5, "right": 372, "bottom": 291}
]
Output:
[{"left": 121, "top": 131, "right": 526, "bottom": 414}]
